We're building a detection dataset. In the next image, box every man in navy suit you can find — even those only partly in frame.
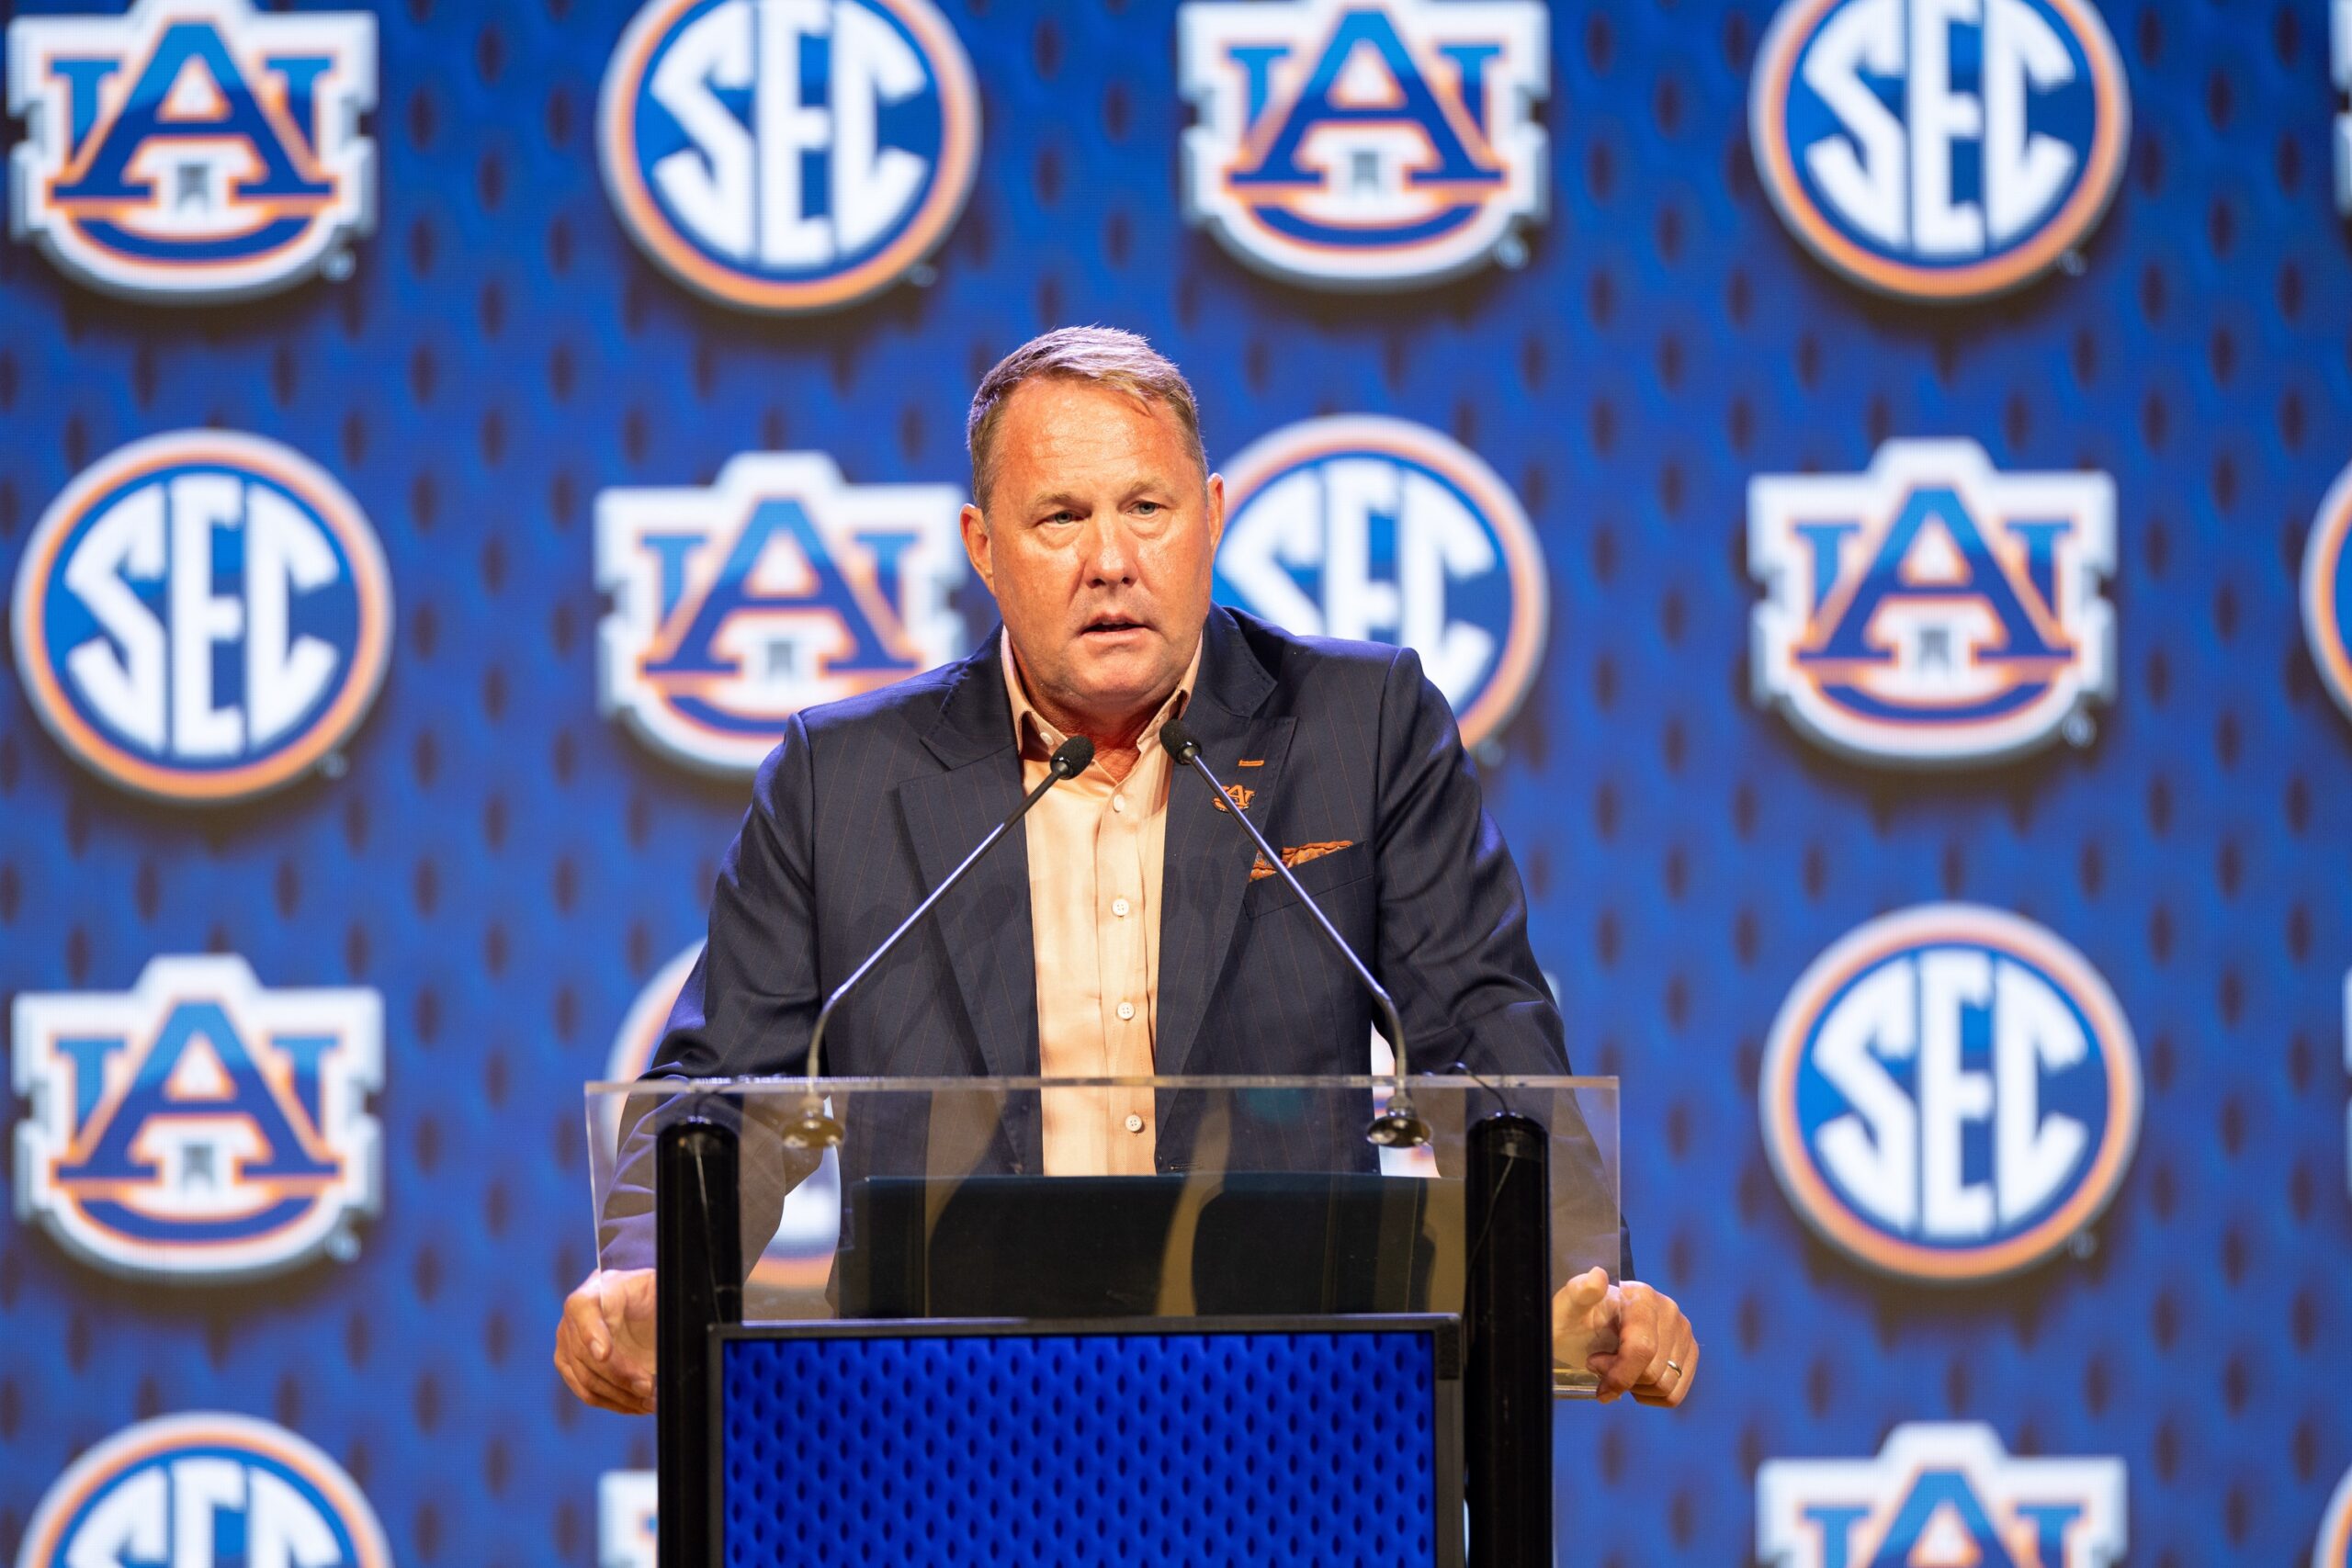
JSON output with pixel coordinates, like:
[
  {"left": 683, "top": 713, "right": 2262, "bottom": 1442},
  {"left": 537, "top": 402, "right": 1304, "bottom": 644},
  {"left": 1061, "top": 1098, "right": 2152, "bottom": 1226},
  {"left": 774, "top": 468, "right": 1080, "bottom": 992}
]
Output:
[{"left": 555, "top": 328, "right": 1698, "bottom": 1416}]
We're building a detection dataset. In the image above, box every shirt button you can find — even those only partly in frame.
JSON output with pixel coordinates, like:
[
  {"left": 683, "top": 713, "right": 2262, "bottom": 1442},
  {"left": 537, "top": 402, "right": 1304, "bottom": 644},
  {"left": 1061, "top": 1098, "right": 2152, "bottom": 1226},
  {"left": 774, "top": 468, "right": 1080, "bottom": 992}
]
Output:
[
  {"left": 1112, "top": 795, "right": 1127, "bottom": 814},
  {"left": 1112, "top": 897, "right": 1130, "bottom": 918},
  {"left": 1116, "top": 1001, "right": 1136, "bottom": 1021},
  {"left": 1125, "top": 1113, "right": 1146, "bottom": 1134}
]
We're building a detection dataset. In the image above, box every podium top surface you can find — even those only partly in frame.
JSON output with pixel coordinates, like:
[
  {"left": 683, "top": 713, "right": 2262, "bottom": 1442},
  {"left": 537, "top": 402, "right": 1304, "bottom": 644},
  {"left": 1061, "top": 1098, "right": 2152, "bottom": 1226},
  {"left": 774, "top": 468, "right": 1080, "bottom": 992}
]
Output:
[{"left": 583, "top": 1075, "right": 1623, "bottom": 1331}]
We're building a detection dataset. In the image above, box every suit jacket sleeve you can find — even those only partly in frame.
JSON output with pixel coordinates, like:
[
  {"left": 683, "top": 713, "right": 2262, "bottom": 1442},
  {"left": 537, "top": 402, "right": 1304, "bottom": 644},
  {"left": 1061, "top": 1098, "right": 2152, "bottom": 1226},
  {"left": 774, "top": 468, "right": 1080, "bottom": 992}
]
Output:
[
  {"left": 598, "top": 716, "right": 824, "bottom": 1269},
  {"left": 653, "top": 712, "right": 824, "bottom": 1078},
  {"left": 1371, "top": 646, "right": 1633, "bottom": 1280}
]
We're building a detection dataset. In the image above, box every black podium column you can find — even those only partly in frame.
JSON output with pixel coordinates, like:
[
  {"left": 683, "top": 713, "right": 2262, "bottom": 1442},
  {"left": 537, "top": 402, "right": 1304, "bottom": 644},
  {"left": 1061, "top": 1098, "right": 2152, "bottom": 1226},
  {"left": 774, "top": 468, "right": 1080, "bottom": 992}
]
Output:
[
  {"left": 655, "top": 1118, "right": 742, "bottom": 1568},
  {"left": 1464, "top": 1112, "right": 1553, "bottom": 1567}
]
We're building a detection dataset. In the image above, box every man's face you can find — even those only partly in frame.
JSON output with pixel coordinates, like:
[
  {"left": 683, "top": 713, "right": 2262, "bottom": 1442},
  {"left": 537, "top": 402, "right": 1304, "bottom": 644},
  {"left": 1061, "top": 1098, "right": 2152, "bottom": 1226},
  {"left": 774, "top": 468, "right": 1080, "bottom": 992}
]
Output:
[{"left": 962, "top": 378, "right": 1224, "bottom": 734}]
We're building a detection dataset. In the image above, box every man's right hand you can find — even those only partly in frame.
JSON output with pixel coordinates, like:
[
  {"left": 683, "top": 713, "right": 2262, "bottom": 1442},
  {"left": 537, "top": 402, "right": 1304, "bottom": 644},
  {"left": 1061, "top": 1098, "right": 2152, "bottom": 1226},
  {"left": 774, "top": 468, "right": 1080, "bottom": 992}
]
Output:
[{"left": 554, "top": 1269, "right": 658, "bottom": 1414}]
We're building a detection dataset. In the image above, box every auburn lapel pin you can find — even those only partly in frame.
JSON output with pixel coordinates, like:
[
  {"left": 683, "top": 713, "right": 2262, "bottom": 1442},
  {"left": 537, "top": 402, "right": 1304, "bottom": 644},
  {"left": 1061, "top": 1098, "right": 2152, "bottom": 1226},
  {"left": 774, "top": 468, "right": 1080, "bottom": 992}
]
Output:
[{"left": 1216, "top": 783, "right": 1256, "bottom": 814}]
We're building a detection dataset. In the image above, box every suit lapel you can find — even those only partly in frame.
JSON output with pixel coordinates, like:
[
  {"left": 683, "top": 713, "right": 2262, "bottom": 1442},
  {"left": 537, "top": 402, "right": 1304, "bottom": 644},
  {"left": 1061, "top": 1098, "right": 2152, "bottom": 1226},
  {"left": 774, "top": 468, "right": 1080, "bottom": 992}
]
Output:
[
  {"left": 1156, "top": 610, "right": 1292, "bottom": 1077},
  {"left": 897, "top": 632, "right": 1040, "bottom": 1079},
  {"left": 892, "top": 612, "right": 1289, "bottom": 1082}
]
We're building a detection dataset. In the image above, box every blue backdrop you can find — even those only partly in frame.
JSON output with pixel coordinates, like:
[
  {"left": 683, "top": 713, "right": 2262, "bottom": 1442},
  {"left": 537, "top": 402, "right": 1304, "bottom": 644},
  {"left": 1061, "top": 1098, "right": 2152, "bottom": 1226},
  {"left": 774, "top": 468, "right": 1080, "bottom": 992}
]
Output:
[{"left": 1, "top": 0, "right": 2347, "bottom": 1563}]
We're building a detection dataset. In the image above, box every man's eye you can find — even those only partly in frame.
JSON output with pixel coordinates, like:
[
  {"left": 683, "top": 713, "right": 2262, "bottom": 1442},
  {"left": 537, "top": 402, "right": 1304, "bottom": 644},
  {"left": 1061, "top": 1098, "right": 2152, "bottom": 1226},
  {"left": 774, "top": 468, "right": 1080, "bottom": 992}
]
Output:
[{"left": 1134, "top": 502, "right": 1161, "bottom": 516}]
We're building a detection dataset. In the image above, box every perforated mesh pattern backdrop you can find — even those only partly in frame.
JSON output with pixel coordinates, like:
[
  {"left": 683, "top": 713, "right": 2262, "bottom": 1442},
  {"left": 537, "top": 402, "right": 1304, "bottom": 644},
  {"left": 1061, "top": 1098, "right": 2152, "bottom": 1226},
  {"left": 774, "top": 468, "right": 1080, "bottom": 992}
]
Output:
[
  {"left": 0, "top": 1, "right": 2346, "bottom": 1565},
  {"left": 718, "top": 1329, "right": 1440, "bottom": 1566}
]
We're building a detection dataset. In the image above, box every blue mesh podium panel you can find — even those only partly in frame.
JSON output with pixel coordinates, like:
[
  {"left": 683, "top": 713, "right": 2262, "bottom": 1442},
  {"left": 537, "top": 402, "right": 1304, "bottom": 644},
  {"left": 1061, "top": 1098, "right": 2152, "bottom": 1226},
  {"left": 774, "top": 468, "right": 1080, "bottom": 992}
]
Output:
[{"left": 718, "top": 1326, "right": 1446, "bottom": 1567}]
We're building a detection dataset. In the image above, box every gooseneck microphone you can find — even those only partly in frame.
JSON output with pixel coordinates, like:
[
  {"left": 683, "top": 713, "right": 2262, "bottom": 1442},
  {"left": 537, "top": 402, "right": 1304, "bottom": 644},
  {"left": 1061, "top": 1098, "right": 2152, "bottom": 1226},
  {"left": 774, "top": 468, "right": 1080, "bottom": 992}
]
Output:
[
  {"left": 1159, "top": 718, "right": 1430, "bottom": 1149},
  {"left": 781, "top": 733, "right": 1096, "bottom": 1148}
]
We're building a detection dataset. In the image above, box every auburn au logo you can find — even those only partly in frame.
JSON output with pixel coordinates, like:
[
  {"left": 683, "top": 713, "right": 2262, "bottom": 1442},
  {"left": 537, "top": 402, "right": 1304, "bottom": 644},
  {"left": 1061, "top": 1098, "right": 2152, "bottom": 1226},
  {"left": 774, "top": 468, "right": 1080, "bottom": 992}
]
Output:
[
  {"left": 12, "top": 431, "right": 393, "bottom": 804},
  {"left": 12, "top": 955, "right": 382, "bottom": 1281},
  {"left": 598, "top": 0, "right": 980, "bottom": 312},
  {"left": 1750, "top": 0, "right": 2130, "bottom": 300},
  {"left": 1758, "top": 1424, "right": 2126, "bottom": 1568},
  {"left": 600, "top": 1471, "right": 661, "bottom": 1568},
  {"left": 17, "top": 1413, "right": 391, "bottom": 1568},
  {"left": 1215, "top": 415, "right": 1547, "bottom": 747},
  {"left": 1761, "top": 905, "right": 2141, "bottom": 1284},
  {"left": 1748, "top": 439, "right": 2114, "bottom": 766},
  {"left": 1178, "top": 0, "right": 1549, "bottom": 288},
  {"left": 6, "top": 0, "right": 377, "bottom": 302},
  {"left": 2339, "top": 8, "right": 2352, "bottom": 220},
  {"left": 597, "top": 452, "right": 967, "bottom": 774}
]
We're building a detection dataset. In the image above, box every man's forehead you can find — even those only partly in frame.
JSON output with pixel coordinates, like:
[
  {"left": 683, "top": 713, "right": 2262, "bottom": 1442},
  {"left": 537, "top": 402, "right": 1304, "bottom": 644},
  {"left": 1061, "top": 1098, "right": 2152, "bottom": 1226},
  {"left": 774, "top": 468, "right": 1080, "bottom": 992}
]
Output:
[
  {"left": 994, "top": 380, "right": 1202, "bottom": 490},
  {"left": 997, "top": 376, "right": 1181, "bottom": 443}
]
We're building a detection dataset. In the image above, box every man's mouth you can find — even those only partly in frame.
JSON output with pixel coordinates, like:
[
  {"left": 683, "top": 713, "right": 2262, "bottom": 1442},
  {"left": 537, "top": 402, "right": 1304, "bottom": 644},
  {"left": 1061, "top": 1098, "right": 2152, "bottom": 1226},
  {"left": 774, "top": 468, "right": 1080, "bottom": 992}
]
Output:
[{"left": 1080, "top": 615, "right": 1148, "bottom": 638}]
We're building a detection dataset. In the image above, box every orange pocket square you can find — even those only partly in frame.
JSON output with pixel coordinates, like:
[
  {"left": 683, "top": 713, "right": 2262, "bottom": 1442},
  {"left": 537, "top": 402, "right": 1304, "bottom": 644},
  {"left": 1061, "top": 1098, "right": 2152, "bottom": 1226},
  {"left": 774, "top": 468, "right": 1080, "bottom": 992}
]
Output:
[{"left": 1248, "top": 840, "right": 1355, "bottom": 881}]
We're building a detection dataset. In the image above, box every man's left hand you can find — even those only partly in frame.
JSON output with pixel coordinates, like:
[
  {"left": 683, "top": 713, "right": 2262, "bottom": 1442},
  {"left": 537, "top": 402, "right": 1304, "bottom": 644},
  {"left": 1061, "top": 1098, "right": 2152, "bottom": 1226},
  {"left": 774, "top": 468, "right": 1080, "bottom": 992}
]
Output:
[{"left": 1552, "top": 1266, "right": 1699, "bottom": 1407}]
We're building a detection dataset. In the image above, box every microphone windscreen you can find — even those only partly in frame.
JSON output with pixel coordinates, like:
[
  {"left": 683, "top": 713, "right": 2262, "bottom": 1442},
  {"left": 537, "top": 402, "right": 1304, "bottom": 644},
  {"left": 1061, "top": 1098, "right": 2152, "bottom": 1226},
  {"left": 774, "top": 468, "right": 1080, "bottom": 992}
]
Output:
[
  {"left": 1049, "top": 735, "right": 1095, "bottom": 778},
  {"left": 1159, "top": 718, "right": 1199, "bottom": 764}
]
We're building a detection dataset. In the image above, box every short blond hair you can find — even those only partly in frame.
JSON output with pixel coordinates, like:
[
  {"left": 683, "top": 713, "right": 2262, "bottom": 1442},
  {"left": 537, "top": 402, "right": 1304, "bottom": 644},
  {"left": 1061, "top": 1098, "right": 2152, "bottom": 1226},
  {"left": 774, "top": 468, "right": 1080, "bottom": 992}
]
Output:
[{"left": 966, "top": 326, "right": 1206, "bottom": 512}]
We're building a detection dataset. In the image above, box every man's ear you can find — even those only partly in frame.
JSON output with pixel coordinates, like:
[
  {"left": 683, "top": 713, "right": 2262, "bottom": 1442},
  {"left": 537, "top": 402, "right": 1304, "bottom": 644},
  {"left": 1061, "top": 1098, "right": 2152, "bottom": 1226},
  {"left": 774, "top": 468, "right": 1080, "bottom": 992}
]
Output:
[
  {"left": 1204, "top": 472, "right": 1226, "bottom": 552},
  {"left": 959, "top": 502, "right": 995, "bottom": 595}
]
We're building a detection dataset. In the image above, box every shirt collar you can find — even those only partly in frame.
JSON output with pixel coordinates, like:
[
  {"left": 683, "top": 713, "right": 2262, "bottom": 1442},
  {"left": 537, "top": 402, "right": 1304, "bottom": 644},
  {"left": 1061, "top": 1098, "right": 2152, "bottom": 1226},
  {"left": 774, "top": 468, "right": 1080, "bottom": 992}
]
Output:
[{"left": 1001, "top": 626, "right": 1203, "bottom": 763}]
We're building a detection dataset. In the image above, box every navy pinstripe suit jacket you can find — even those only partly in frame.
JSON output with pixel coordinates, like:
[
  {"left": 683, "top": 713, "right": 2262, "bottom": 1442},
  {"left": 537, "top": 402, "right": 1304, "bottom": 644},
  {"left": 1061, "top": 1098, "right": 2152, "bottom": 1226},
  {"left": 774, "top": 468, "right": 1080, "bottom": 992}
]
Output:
[
  {"left": 612, "top": 606, "right": 1625, "bottom": 1273},
  {"left": 651, "top": 604, "right": 1574, "bottom": 1088}
]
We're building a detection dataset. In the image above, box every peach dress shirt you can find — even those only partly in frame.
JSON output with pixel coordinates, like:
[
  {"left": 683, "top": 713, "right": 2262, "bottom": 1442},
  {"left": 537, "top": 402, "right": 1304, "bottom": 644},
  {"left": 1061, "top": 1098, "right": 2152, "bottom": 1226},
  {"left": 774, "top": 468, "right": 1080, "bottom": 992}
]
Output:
[{"left": 1001, "top": 634, "right": 1202, "bottom": 1175}]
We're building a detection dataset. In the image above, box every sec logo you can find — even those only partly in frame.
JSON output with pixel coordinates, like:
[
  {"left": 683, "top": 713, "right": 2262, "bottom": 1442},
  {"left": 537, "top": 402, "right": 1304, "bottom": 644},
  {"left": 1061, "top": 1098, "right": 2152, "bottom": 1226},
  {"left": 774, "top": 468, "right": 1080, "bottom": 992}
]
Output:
[
  {"left": 2301, "top": 459, "right": 2352, "bottom": 728},
  {"left": 598, "top": 0, "right": 980, "bottom": 313},
  {"left": 10, "top": 431, "right": 392, "bottom": 804},
  {"left": 17, "top": 1413, "right": 390, "bottom": 1568},
  {"left": 1760, "top": 905, "right": 2141, "bottom": 1283},
  {"left": 6, "top": 0, "right": 377, "bottom": 303},
  {"left": 606, "top": 943, "right": 707, "bottom": 1089},
  {"left": 1214, "top": 415, "right": 1546, "bottom": 746},
  {"left": 1177, "top": 0, "right": 1549, "bottom": 288},
  {"left": 603, "top": 942, "right": 841, "bottom": 1292},
  {"left": 1749, "top": 0, "right": 2131, "bottom": 300},
  {"left": 1748, "top": 439, "right": 2114, "bottom": 767},
  {"left": 1758, "top": 1423, "right": 2125, "bottom": 1568},
  {"left": 12, "top": 955, "right": 382, "bottom": 1281},
  {"left": 2318, "top": 1462, "right": 2352, "bottom": 1568},
  {"left": 597, "top": 452, "right": 967, "bottom": 774}
]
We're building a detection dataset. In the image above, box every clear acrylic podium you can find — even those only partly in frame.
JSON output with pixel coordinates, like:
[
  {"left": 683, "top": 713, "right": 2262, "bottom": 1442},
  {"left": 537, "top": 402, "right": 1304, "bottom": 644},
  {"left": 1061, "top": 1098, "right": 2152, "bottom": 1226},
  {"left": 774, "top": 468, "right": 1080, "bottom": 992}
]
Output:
[{"left": 585, "top": 1075, "right": 1619, "bottom": 1568}]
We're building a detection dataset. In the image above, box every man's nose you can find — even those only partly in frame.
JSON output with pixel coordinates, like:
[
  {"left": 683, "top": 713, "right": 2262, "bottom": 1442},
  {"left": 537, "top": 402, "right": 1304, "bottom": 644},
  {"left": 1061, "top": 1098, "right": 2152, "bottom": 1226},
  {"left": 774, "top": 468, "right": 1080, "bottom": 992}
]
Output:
[{"left": 1081, "top": 517, "right": 1137, "bottom": 585}]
